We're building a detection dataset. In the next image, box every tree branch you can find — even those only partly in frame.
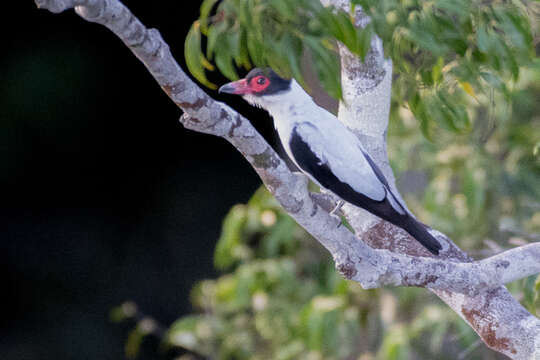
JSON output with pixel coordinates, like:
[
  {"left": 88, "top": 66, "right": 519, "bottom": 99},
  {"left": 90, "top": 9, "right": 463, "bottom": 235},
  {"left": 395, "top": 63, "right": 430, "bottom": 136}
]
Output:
[
  {"left": 35, "top": 0, "right": 540, "bottom": 358},
  {"left": 323, "top": 1, "right": 540, "bottom": 358}
]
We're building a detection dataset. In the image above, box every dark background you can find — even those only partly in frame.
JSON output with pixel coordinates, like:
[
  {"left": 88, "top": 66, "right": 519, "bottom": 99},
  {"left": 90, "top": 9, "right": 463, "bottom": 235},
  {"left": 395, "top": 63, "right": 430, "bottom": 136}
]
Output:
[{"left": 0, "top": 2, "right": 274, "bottom": 359}]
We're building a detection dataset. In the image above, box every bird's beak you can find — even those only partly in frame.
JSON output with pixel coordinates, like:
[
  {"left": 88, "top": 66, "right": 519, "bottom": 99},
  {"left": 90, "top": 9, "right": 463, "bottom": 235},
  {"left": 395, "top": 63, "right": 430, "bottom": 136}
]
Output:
[{"left": 218, "top": 79, "right": 250, "bottom": 95}]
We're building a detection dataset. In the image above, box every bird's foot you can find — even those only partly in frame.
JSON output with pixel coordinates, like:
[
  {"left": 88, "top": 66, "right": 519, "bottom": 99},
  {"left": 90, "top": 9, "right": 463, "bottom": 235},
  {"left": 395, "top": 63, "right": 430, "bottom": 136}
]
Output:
[
  {"left": 330, "top": 200, "right": 345, "bottom": 228},
  {"left": 330, "top": 200, "right": 344, "bottom": 216}
]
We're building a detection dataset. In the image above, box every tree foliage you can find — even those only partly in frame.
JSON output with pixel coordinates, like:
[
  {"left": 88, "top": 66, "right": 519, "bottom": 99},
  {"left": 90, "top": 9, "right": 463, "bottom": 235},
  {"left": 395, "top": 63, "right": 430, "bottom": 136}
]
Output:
[
  {"left": 185, "top": 0, "right": 372, "bottom": 98},
  {"left": 387, "top": 66, "right": 540, "bottom": 250},
  {"left": 166, "top": 189, "right": 474, "bottom": 359},
  {"left": 356, "top": 0, "right": 537, "bottom": 138},
  {"left": 163, "top": 187, "right": 540, "bottom": 359},
  {"left": 185, "top": 0, "right": 538, "bottom": 137}
]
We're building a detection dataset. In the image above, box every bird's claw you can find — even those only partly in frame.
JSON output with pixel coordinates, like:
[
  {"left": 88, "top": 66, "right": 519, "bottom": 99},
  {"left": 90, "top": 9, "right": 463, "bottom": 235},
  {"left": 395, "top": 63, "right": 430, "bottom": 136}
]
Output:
[{"left": 330, "top": 200, "right": 345, "bottom": 228}]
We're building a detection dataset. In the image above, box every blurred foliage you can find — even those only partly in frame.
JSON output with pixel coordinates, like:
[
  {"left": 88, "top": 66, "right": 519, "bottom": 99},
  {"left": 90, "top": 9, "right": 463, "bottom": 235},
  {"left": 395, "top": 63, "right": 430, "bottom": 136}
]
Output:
[
  {"left": 160, "top": 173, "right": 539, "bottom": 359},
  {"left": 186, "top": 0, "right": 538, "bottom": 136},
  {"left": 355, "top": 0, "right": 538, "bottom": 139},
  {"left": 389, "top": 65, "right": 540, "bottom": 251},
  {"left": 162, "top": 188, "right": 510, "bottom": 359}
]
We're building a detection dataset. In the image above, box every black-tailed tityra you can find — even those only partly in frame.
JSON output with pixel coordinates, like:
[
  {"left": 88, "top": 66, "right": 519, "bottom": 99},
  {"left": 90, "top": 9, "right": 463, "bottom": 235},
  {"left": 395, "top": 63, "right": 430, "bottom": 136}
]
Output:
[{"left": 219, "top": 68, "right": 442, "bottom": 255}]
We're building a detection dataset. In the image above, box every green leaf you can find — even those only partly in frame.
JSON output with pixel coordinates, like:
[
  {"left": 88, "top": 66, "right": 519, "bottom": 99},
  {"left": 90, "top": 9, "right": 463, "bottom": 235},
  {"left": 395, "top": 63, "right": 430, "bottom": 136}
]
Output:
[
  {"left": 206, "top": 20, "right": 228, "bottom": 60},
  {"left": 269, "top": 0, "right": 296, "bottom": 21},
  {"left": 476, "top": 25, "right": 490, "bottom": 54},
  {"left": 480, "top": 71, "right": 508, "bottom": 97},
  {"left": 282, "top": 34, "right": 305, "bottom": 86},
  {"left": 262, "top": 216, "right": 296, "bottom": 256},
  {"left": 523, "top": 275, "right": 538, "bottom": 313},
  {"left": 229, "top": 30, "right": 242, "bottom": 67},
  {"left": 247, "top": 32, "right": 265, "bottom": 67},
  {"left": 317, "top": 9, "right": 346, "bottom": 44},
  {"left": 335, "top": 11, "right": 359, "bottom": 53},
  {"left": 169, "top": 315, "right": 201, "bottom": 334},
  {"left": 432, "top": 56, "right": 444, "bottom": 85},
  {"left": 300, "top": 303, "right": 324, "bottom": 350},
  {"left": 497, "top": 9, "right": 532, "bottom": 51},
  {"left": 215, "top": 205, "right": 248, "bottom": 269},
  {"left": 534, "top": 275, "right": 540, "bottom": 315},
  {"left": 462, "top": 168, "right": 485, "bottom": 223},
  {"left": 357, "top": 23, "right": 373, "bottom": 60},
  {"left": 305, "top": 36, "right": 341, "bottom": 99},
  {"left": 406, "top": 24, "right": 448, "bottom": 56},
  {"left": 266, "top": 39, "right": 292, "bottom": 77},
  {"left": 434, "top": 90, "right": 470, "bottom": 133},
  {"left": 238, "top": 0, "right": 253, "bottom": 27},
  {"left": 125, "top": 328, "right": 145, "bottom": 359},
  {"left": 215, "top": 49, "right": 239, "bottom": 80},
  {"left": 460, "top": 81, "right": 478, "bottom": 101},
  {"left": 167, "top": 315, "right": 207, "bottom": 352},
  {"left": 237, "top": 28, "right": 252, "bottom": 69},
  {"left": 184, "top": 23, "right": 217, "bottom": 89},
  {"left": 200, "top": 0, "right": 220, "bottom": 33},
  {"left": 408, "top": 91, "right": 433, "bottom": 140},
  {"left": 435, "top": 0, "right": 470, "bottom": 21},
  {"left": 534, "top": 142, "right": 540, "bottom": 157}
]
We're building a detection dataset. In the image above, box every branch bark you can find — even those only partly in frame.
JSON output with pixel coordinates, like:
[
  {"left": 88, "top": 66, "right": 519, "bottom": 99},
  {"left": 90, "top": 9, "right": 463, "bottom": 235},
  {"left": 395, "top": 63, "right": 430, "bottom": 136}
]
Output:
[
  {"left": 35, "top": 0, "right": 540, "bottom": 358},
  {"left": 325, "top": 2, "right": 540, "bottom": 358}
]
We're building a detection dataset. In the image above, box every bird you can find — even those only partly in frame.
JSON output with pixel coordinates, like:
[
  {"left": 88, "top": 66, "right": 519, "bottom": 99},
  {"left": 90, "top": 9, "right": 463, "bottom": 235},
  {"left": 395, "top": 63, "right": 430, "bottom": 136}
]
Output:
[{"left": 219, "top": 68, "right": 442, "bottom": 255}]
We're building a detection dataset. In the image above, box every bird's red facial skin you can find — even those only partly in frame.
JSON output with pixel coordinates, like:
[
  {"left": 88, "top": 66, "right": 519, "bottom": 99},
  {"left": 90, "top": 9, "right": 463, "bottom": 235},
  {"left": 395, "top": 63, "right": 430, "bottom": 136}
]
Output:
[
  {"left": 218, "top": 75, "right": 270, "bottom": 95},
  {"left": 249, "top": 76, "right": 270, "bottom": 93}
]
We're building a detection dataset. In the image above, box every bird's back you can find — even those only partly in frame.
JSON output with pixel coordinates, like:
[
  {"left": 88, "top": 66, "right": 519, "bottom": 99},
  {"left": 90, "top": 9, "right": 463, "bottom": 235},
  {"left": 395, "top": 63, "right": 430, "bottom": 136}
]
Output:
[{"left": 268, "top": 95, "right": 388, "bottom": 202}]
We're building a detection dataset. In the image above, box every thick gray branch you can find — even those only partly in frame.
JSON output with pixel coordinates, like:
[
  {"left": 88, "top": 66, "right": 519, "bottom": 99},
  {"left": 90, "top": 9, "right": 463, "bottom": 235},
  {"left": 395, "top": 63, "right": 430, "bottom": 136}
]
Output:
[{"left": 36, "top": 0, "right": 540, "bottom": 358}]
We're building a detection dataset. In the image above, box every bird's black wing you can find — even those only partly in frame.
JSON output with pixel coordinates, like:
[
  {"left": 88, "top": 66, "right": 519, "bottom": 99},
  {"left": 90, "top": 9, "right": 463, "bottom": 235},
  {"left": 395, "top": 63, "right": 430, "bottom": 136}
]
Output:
[
  {"left": 289, "top": 126, "right": 441, "bottom": 255},
  {"left": 289, "top": 126, "right": 399, "bottom": 221},
  {"left": 360, "top": 149, "right": 406, "bottom": 215},
  {"left": 360, "top": 150, "right": 390, "bottom": 188}
]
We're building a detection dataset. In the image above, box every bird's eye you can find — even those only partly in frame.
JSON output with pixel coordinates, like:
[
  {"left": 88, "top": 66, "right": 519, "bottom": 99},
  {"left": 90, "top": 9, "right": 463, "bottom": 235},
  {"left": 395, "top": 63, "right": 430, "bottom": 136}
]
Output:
[{"left": 257, "top": 77, "right": 266, "bottom": 85}]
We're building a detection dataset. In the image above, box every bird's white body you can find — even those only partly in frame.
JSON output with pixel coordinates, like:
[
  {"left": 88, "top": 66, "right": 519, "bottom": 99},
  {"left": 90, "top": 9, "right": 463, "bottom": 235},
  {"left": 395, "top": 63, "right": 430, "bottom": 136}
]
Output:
[
  {"left": 245, "top": 80, "right": 405, "bottom": 214},
  {"left": 220, "top": 69, "right": 441, "bottom": 254}
]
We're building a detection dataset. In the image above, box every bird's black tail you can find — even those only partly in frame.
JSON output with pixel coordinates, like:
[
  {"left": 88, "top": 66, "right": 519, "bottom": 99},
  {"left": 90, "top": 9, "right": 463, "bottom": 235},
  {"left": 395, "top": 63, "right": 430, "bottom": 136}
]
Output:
[{"left": 399, "top": 216, "right": 442, "bottom": 255}]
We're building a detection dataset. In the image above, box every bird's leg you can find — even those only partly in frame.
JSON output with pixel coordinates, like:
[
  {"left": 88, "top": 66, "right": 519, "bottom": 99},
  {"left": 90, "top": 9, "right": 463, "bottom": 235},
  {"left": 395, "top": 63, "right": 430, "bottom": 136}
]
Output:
[
  {"left": 330, "top": 200, "right": 345, "bottom": 227},
  {"left": 330, "top": 200, "right": 345, "bottom": 215}
]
